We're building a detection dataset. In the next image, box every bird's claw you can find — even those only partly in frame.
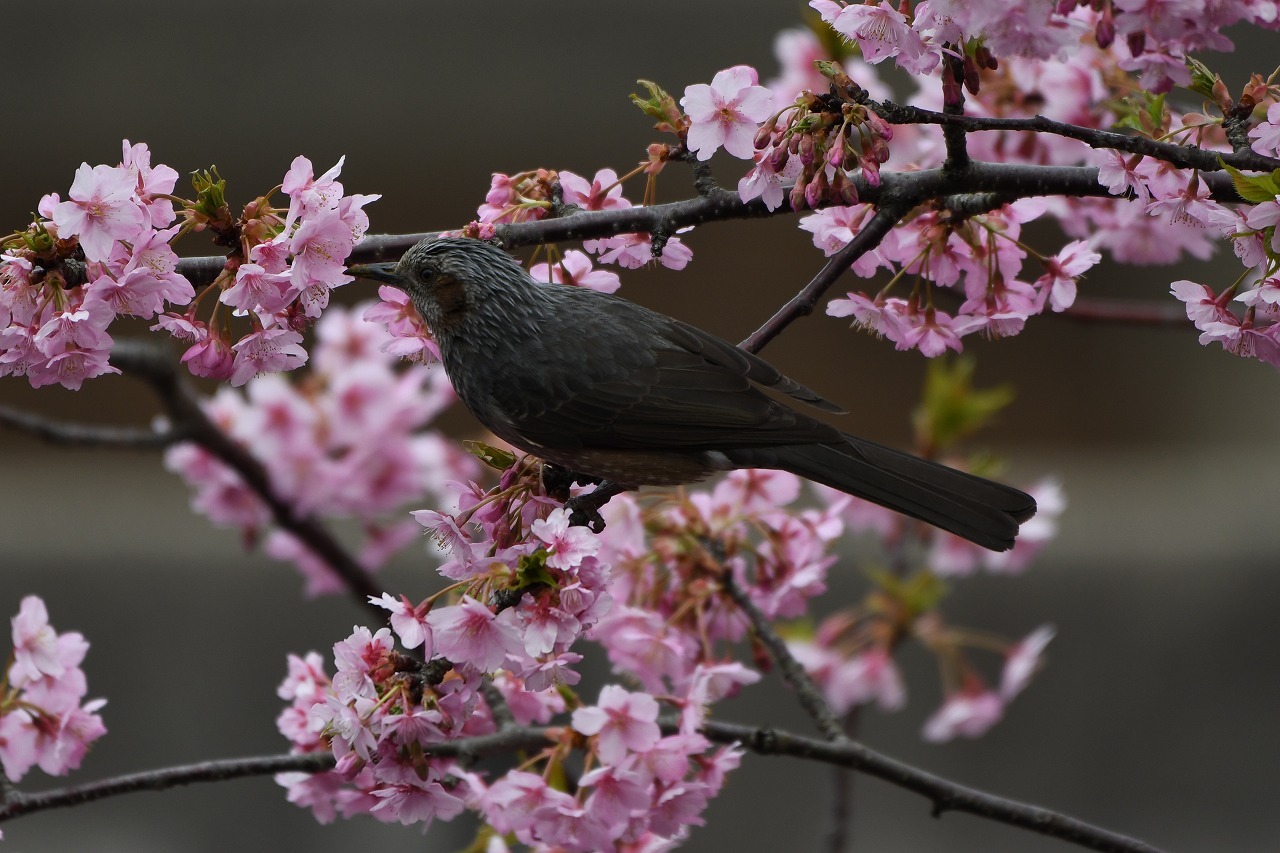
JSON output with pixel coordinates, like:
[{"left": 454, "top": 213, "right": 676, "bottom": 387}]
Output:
[{"left": 565, "top": 496, "right": 608, "bottom": 532}]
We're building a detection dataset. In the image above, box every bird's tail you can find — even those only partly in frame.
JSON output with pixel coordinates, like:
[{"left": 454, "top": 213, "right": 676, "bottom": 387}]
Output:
[{"left": 723, "top": 435, "right": 1036, "bottom": 551}]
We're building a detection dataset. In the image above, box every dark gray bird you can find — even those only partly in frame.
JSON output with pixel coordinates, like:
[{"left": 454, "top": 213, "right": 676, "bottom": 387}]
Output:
[{"left": 349, "top": 237, "right": 1035, "bottom": 551}]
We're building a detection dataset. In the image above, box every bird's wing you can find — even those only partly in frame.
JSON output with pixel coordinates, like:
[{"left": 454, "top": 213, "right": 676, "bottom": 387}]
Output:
[
  {"left": 482, "top": 307, "right": 842, "bottom": 452},
  {"left": 664, "top": 320, "right": 847, "bottom": 414}
]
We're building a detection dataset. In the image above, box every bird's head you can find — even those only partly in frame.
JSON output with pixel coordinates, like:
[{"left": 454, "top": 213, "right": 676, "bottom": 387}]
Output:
[{"left": 348, "top": 236, "right": 529, "bottom": 332}]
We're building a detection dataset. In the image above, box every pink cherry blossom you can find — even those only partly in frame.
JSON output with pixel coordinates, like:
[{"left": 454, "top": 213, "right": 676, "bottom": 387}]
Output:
[
  {"left": 571, "top": 684, "right": 662, "bottom": 763},
  {"left": 362, "top": 286, "right": 440, "bottom": 363},
  {"left": 121, "top": 140, "right": 178, "bottom": 227},
  {"left": 558, "top": 168, "right": 632, "bottom": 211},
  {"left": 11, "top": 596, "right": 82, "bottom": 683},
  {"left": 528, "top": 250, "right": 621, "bottom": 293},
  {"left": 1001, "top": 625, "right": 1056, "bottom": 699},
  {"left": 817, "top": 1, "right": 929, "bottom": 66},
  {"left": 1035, "top": 239, "right": 1101, "bottom": 312},
  {"left": 681, "top": 65, "right": 775, "bottom": 161},
  {"left": 51, "top": 163, "right": 147, "bottom": 262},
  {"left": 369, "top": 593, "right": 434, "bottom": 653},
  {"left": 588, "top": 232, "right": 694, "bottom": 270},
  {"left": 368, "top": 777, "right": 465, "bottom": 827},
  {"left": 1249, "top": 101, "right": 1280, "bottom": 158},
  {"left": 282, "top": 155, "right": 345, "bottom": 228},
  {"left": 181, "top": 330, "right": 236, "bottom": 381},
  {"left": 895, "top": 307, "right": 964, "bottom": 357},
  {"left": 229, "top": 328, "right": 308, "bottom": 386},
  {"left": 221, "top": 263, "right": 296, "bottom": 314},
  {"left": 1170, "top": 279, "right": 1235, "bottom": 330},
  {"left": 738, "top": 148, "right": 791, "bottom": 211},
  {"left": 827, "top": 292, "right": 908, "bottom": 340},
  {"left": 531, "top": 507, "right": 601, "bottom": 569},
  {"left": 922, "top": 690, "right": 1005, "bottom": 742},
  {"left": 427, "top": 596, "right": 524, "bottom": 672}
]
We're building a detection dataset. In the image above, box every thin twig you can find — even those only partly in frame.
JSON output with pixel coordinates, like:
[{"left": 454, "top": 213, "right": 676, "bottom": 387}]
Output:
[
  {"left": 110, "top": 339, "right": 383, "bottom": 614},
  {"left": 828, "top": 763, "right": 853, "bottom": 853},
  {"left": 940, "top": 49, "right": 970, "bottom": 171},
  {"left": 481, "top": 678, "right": 517, "bottom": 731},
  {"left": 0, "top": 404, "right": 176, "bottom": 448},
  {"left": 719, "top": 571, "right": 846, "bottom": 741},
  {"left": 738, "top": 202, "right": 909, "bottom": 354},
  {"left": 873, "top": 99, "right": 1280, "bottom": 174}
]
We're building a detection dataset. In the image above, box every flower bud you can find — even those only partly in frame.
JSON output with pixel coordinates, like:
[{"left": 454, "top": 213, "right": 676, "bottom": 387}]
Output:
[
  {"left": 798, "top": 133, "right": 816, "bottom": 165},
  {"left": 805, "top": 171, "right": 828, "bottom": 209},
  {"left": 768, "top": 144, "right": 790, "bottom": 172},
  {"left": 789, "top": 177, "right": 808, "bottom": 212}
]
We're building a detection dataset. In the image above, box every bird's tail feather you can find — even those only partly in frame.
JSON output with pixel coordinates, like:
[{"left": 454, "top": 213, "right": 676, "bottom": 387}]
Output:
[{"left": 724, "top": 435, "right": 1036, "bottom": 551}]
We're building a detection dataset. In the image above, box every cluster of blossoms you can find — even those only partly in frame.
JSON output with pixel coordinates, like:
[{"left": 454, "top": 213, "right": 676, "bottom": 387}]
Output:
[
  {"left": 780, "top": 472, "right": 1061, "bottom": 740},
  {"left": 1163, "top": 166, "right": 1280, "bottom": 367},
  {"left": 811, "top": 202, "right": 1102, "bottom": 355},
  {"left": 482, "top": 14, "right": 1267, "bottom": 360},
  {"left": 469, "top": 165, "right": 694, "bottom": 272},
  {"left": 273, "top": 433, "right": 1058, "bottom": 844},
  {"left": 0, "top": 597, "right": 105, "bottom": 785},
  {"left": 164, "top": 303, "right": 476, "bottom": 595},
  {"left": 274, "top": 462, "right": 745, "bottom": 847},
  {"left": 155, "top": 155, "right": 378, "bottom": 385},
  {"left": 809, "top": 0, "right": 1280, "bottom": 93},
  {"left": 653, "top": 12, "right": 1280, "bottom": 365},
  {"left": 0, "top": 144, "right": 376, "bottom": 390},
  {"left": 0, "top": 141, "right": 193, "bottom": 389}
]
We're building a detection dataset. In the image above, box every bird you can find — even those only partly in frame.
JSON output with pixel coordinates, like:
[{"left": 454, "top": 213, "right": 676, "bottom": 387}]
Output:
[{"left": 348, "top": 236, "right": 1036, "bottom": 551}]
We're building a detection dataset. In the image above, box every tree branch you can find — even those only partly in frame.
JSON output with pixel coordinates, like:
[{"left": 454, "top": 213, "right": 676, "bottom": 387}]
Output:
[
  {"left": 0, "top": 404, "right": 176, "bottom": 448},
  {"left": 698, "top": 720, "right": 1167, "bottom": 853},
  {"left": 0, "top": 721, "right": 1167, "bottom": 853},
  {"left": 0, "top": 754, "right": 335, "bottom": 821},
  {"left": 109, "top": 338, "right": 384, "bottom": 614},
  {"left": 738, "top": 202, "right": 909, "bottom": 354},
  {"left": 873, "top": 99, "right": 1280, "bottom": 174},
  {"left": 719, "top": 571, "right": 846, "bottom": 741}
]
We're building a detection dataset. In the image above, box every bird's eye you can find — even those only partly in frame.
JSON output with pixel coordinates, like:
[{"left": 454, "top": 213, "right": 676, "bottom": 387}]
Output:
[{"left": 417, "top": 263, "right": 438, "bottom": 283}]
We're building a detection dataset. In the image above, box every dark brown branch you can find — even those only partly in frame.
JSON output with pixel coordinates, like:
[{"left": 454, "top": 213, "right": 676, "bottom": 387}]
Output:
[
  {"left": 699, "top": 720, "right": 1166, "bottom": 853},
  {"left": 0, "top": 721, "right": 1165, "bottom": 853},
  {"left": 874, "top": 100, "right": 1280, "bottom": 174},
  {"left": 110, "top": 339, "right": 383, "bottom": 613},
  {"left": 0, "top": 404, "right": 176, "bottom": 448},
  {"left": 940, "top": 49, "right": 971, "bottom": 171},
  {"left": 0, "top": 754, "right": 335, "bottom": 821},
  {"left": 0, "top": 729, "right": 557, "bottom": 823},
  {"left": 174, "top": 160, "right": 1238, "bottom": 287},
  {"left": 719, "top": 571, "right": 846, "bottom": 741},
  {"left": 739, "top": 203, "right": 909, "bottom": 354}
]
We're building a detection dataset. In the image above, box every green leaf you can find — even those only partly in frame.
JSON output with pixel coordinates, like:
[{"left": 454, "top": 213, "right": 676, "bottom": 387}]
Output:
[
  {"left": 865, "top": 567, "right": 947, "bottom": 616},
  {"left": 189, "top": 167, "right": 227, "bottom": 219},
  {"left": 515, "top": 550, "right": 556, "bottom": 590},
  {"left": 1185, "top": 56, "right": 1219, "bottom": 100},
  {"left": 462, "top": 440, "right": 517, "bottom": 471},
  {"left": 1221, "top": 160, "right": 1280, "bottom": 203},
  {"left": 629, "top": 80, "right": 683, "bottom": 133},
  {"left": 912, "top": 356, "right": 1015, "bottom": 453}
]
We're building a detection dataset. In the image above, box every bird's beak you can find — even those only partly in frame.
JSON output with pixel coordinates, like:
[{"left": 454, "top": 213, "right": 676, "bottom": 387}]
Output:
[{"left": 347, "top": 262, "right": 404, "bottom": 286}]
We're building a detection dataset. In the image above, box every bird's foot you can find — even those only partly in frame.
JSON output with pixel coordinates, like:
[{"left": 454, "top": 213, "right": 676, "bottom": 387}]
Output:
[
  {"left": 565, "top": 480, "right": 628, "bottom": 532},
  {"left": 541, "top": 463, "right": 603, "bottom": 502}
]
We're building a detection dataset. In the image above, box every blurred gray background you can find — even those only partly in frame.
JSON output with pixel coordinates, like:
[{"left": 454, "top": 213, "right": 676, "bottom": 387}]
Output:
[{"left": 2, "top": 2, "right": 1278, "bottom": 851}]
